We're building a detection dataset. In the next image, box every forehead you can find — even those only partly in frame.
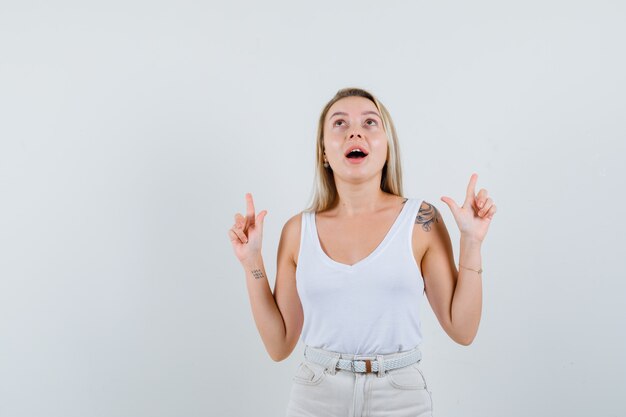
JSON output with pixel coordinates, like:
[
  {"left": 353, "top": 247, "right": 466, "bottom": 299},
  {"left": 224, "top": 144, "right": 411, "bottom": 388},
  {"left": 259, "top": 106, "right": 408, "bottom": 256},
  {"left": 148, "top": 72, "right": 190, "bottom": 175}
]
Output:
[{"left": 326, "top": 96, "right": 379, "bottom": 120}]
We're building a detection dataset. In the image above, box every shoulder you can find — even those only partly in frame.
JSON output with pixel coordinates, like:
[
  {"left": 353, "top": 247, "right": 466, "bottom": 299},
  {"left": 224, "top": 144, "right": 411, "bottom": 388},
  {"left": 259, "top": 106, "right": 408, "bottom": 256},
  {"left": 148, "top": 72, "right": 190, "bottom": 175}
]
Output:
[
  {"left": 279, "top": 211, "right": 305, "bottom": 265},
  {"left": 411, "top": 199, "right": 448, "bottom": 255},
  {"left": 414, "top": 200, "right": 443, "bottom": 232},
  {"left": 282, "top": 211, "right": 304, "bottom": 236}
]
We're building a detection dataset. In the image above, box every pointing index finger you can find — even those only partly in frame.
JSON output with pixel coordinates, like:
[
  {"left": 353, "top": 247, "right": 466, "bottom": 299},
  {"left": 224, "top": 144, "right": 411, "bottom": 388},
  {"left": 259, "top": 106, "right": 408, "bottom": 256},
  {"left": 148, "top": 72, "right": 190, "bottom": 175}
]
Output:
[
  {"left": 465, "top": 173, "right": 478, "bottom": 206},
  {"left": 246, "top": 193, "right": 256, "bottom": 227}
]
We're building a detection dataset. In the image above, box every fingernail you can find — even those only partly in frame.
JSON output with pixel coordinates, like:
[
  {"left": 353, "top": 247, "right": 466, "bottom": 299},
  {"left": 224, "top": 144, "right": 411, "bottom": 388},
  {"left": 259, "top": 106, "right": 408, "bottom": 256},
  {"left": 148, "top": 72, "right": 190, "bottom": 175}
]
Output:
[{"left": 479, "top": 201, "right": 484, "bottom": 208}]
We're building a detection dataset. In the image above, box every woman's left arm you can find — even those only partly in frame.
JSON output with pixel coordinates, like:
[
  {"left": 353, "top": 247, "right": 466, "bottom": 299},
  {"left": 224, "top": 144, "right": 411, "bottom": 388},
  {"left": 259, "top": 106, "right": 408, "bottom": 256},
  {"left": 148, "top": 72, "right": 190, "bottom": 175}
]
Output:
[{"left": 421, "top": 173, "right": 496, "bottom": 345}]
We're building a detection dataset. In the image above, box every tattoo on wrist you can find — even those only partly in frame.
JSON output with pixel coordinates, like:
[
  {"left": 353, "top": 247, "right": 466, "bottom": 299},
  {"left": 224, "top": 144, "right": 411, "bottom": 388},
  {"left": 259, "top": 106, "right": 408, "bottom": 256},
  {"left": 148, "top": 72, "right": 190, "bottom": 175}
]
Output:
[
  {"left": 415, "top": 201, "right": 440, "bottom": 232},
  {"left": 251, "top": 269, "right": 265, "bottom": 280}
]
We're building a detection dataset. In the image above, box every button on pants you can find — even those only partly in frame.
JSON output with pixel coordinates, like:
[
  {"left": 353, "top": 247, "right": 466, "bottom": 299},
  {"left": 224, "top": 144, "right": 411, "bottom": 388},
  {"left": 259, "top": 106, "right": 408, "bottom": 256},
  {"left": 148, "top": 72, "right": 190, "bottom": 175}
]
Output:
[{"left": 285, "top": 345, "right": 434, "bottom": 417}]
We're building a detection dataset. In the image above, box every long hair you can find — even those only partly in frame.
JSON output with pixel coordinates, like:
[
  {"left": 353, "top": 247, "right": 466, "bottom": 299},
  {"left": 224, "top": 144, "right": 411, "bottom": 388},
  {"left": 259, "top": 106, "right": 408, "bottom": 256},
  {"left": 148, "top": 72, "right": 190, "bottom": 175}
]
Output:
[{"left": 305, "top": 87, "right": 404, "bottom": 213}]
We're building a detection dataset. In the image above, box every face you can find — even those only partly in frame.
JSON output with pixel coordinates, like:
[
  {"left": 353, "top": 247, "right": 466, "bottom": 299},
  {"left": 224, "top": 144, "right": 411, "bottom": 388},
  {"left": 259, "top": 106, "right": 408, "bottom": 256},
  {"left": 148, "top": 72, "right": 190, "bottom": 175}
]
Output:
[{"left": 323, "top": 96, "right": 388, "bottom": 179}]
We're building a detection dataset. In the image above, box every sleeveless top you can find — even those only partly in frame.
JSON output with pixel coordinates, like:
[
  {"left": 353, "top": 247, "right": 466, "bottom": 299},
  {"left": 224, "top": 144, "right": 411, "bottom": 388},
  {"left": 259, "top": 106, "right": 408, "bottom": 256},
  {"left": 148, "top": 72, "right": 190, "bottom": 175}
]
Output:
[{"left": 295, "top": 197, "right": 426, "bottom": 355}]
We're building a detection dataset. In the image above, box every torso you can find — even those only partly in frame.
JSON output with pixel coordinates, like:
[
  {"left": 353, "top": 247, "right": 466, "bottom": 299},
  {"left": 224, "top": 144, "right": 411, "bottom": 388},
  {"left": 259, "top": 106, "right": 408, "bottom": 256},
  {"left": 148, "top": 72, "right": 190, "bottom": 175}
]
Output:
[{"left": 292, "top": 195, "right": 431, "bottom": 270}]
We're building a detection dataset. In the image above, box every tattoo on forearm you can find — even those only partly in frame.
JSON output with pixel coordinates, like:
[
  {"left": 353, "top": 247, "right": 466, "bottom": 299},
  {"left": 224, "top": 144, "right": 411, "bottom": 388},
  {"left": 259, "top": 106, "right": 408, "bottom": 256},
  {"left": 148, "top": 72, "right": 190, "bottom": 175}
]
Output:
[
  {"left": 251, "top": 269, "right": 265, "bottom": 280},
  {"left": 415, "top": 201, "right": 440, "bottom": 232}
]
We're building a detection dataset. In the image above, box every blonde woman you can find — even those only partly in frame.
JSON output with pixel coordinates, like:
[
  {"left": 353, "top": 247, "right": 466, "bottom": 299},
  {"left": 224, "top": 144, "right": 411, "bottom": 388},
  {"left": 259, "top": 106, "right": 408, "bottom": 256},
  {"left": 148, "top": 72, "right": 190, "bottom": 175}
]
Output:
[{"left": 228, "top": 87, "right": 497, "bottom": 416}]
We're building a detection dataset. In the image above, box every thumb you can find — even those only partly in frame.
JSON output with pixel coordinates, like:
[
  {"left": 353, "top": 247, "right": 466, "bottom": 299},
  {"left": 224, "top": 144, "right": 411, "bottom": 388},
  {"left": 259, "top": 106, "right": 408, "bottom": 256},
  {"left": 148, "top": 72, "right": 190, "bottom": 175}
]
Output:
[
  {"left": 257, "top": 210, "right": 268, "bottom": 226},
  {"left": 440, "top": 196, "right": 459, "bottom": 214}
]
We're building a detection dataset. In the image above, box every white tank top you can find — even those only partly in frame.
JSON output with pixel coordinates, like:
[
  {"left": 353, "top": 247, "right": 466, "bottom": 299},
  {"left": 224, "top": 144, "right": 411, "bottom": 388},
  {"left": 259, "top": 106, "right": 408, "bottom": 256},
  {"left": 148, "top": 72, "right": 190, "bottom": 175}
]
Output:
[{"left": 296, "top": 197, "right": 426, "bottom": 355}]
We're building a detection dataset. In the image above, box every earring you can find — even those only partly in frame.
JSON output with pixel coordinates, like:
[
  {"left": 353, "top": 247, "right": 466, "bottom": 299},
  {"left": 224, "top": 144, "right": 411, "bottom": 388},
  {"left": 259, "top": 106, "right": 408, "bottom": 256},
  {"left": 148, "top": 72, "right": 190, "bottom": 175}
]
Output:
[{"left": 323, "top": 160, "right": 330, "bottom": 168}]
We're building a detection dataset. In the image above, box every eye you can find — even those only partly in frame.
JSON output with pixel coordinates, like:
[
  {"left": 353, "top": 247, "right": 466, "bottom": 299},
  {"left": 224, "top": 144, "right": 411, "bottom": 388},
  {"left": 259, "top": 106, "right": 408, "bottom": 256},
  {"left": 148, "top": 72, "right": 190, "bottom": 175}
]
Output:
[
  {"left": 333, "top": 119, "right": 346, "bottom": 127},
  {"left": 365, "top": 119, "right": 378, "bottom": 126}
]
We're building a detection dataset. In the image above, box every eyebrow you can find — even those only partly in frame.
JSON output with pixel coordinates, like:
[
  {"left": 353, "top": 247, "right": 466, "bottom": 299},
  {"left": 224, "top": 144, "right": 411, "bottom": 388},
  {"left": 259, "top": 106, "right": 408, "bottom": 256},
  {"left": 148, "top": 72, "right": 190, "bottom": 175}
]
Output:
[{"left": 328, "top": 111, "right": 381, "bottom": 119}]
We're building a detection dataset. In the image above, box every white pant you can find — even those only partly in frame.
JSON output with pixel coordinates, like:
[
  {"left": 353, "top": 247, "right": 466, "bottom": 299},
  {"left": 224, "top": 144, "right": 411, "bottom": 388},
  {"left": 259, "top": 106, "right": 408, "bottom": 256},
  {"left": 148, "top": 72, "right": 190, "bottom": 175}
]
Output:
[{"left": 285, "top": 345, "right": 434, "bottom": 417}]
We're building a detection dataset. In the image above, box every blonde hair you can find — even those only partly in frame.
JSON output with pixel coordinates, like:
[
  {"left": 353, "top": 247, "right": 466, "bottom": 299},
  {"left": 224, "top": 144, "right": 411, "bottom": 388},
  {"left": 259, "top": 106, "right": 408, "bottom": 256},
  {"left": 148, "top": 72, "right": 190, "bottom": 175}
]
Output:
[{"left": 305, "top": 87, "right": 404, "bottom": 213}]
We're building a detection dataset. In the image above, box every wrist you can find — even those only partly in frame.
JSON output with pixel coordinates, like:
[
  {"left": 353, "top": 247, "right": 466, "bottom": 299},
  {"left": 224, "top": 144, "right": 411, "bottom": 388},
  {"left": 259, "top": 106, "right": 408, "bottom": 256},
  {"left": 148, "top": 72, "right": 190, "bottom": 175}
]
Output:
[
  {"left": 459, "top": 263, "right": 483, "bottom": 274},
  {"left": 460, "top": 234, "right": 482, "bottom": 245},
  {"left": 242, "top": 255, "right": 264, "bottom": 270}
]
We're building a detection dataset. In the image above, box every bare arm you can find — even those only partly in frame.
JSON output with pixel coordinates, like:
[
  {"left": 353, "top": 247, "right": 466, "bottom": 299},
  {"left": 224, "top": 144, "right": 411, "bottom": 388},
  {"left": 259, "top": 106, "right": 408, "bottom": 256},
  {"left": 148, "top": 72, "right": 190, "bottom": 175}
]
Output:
[
  {"left": 452, "top": 235, "right": 483, "bottom": 344},
  {"left": 418, "top": 201, "right": 483, "bottom": 345},
  {"left": 241, "top": 214, "right": 303, "bottom": 361},
  {"left": 241, "top": 255, "right": 288, "bottom": 361},
  {"left": 229, "top": 194, "right": 303, "bottom": 361}
]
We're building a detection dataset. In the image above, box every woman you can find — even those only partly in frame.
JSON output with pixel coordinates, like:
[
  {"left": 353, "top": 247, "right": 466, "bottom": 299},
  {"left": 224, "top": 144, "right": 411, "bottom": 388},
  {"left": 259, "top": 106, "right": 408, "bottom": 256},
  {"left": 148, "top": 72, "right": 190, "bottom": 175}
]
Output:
[{"left": 228, "top": 87, "right": 497, "bottom": 416}]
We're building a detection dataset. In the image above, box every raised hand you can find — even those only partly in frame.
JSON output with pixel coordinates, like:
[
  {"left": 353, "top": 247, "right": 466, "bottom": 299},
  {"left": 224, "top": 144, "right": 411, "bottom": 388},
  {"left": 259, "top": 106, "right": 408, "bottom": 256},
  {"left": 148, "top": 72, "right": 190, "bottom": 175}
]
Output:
[
  {"left": 440, "top": 173, "right": 496, "bottom": 243},
  {"left": 228, "top": 193, "right": 268, "bottom": 265}
]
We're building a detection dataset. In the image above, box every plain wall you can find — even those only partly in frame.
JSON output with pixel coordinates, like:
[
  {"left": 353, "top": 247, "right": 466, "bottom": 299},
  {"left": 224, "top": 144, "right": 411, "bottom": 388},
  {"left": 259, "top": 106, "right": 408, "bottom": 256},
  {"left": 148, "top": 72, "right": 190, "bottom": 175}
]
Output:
[{"left": 1, "top": 1, "right": 625, "bottom": 416}]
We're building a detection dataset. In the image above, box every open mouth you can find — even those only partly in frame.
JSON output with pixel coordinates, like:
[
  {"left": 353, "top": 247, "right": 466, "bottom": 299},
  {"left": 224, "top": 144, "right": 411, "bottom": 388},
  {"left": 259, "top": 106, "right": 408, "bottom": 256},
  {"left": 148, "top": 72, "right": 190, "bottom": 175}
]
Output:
[{"left": 345, "top": 149, "right": 369, "bottom": 159}]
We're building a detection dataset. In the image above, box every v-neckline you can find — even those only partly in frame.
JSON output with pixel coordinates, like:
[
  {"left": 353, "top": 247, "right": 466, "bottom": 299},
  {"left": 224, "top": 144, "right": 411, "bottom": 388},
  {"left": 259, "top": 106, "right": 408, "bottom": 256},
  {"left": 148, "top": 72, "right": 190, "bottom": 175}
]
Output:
[{"left": 311, "top": 198, "right": 411, "bottom": 270}]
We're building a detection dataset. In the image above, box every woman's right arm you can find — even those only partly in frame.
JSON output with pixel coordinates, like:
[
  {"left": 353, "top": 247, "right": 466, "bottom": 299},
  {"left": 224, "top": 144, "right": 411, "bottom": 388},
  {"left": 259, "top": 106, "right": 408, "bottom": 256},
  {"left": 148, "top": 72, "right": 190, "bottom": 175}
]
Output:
[{"left": 228, "top": 194, "right": 303, "bottom": 361}]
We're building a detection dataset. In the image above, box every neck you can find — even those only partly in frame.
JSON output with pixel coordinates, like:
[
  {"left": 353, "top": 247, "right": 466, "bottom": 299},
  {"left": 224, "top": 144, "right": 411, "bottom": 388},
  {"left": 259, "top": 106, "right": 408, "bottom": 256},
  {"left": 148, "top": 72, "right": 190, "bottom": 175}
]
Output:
[{"left": 333, "top": 177, "right": 393, "bottom": 217}]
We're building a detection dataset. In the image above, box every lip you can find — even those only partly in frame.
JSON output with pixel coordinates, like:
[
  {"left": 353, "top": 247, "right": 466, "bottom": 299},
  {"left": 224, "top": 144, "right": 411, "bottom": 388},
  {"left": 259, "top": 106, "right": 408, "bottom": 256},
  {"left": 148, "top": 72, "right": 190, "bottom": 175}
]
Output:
[
  {"left": 346, "top": 155, "right": 367, "bottom": 165},
  {"left": 344, "top": 145, "right": 369, "bottom": 157}
]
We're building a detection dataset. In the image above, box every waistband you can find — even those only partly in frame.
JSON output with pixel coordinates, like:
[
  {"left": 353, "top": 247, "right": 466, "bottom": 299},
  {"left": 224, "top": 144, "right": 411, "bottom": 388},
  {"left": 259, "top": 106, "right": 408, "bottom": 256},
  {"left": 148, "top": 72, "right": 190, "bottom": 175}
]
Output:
[{"left": 303, "top": 345, "right": 422, "bottom": 377}]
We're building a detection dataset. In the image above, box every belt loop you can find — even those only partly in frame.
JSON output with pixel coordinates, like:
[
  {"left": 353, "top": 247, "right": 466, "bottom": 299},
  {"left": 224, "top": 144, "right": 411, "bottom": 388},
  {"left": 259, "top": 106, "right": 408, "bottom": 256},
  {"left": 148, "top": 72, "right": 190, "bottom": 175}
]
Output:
[
  {"left": 376, "top": 354, "right": 385, "bottom": 377},
  {"left": 327, "top": 356, "right": 339, "bottom": 375}
]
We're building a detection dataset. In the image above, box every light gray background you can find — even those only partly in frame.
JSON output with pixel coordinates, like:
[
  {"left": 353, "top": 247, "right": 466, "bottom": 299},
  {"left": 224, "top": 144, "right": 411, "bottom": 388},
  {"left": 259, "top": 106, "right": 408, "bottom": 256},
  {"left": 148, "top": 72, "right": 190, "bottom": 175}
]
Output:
[{"left": 1, "top": 1, "right": 625, "bottom": 416}]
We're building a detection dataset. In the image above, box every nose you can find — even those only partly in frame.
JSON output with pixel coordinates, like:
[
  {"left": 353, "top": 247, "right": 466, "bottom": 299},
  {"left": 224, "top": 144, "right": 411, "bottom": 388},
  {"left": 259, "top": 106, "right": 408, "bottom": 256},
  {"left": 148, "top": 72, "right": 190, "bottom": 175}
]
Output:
[{"left": 347, "top": 130, "right": 363, "bottom": 139}]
